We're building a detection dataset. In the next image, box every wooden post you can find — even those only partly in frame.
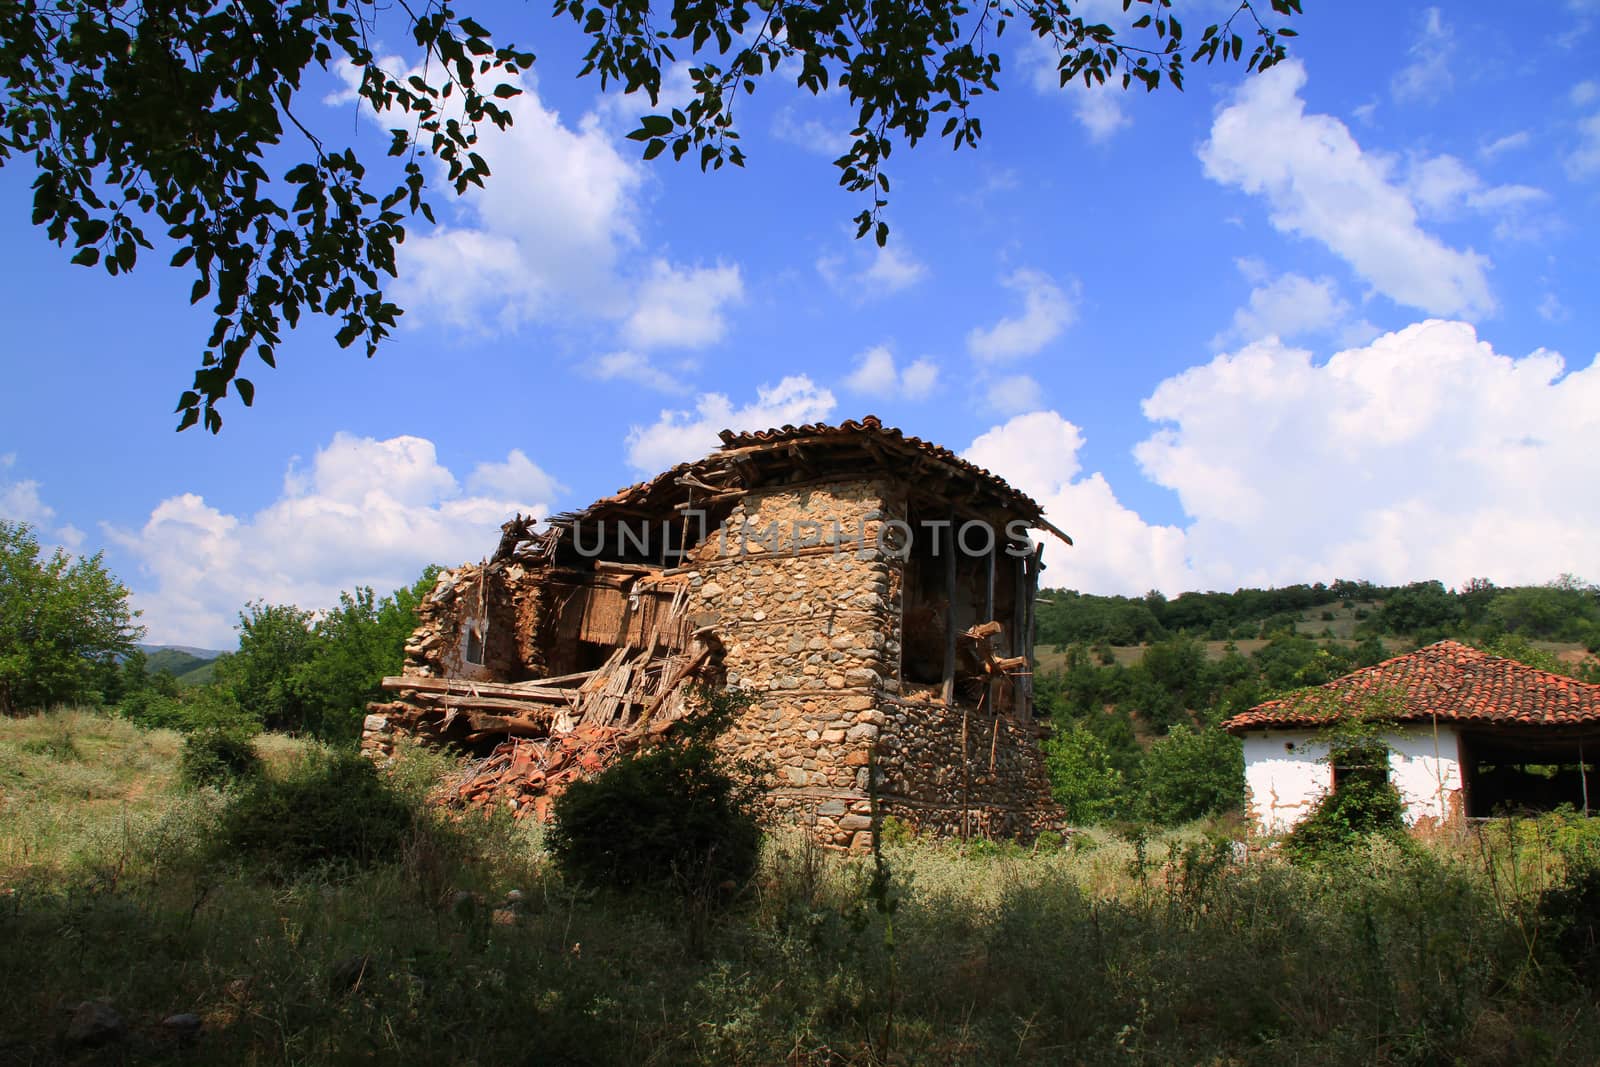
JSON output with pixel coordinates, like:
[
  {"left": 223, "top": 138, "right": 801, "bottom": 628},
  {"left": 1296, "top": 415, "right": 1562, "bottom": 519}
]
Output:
[
  {"left": 1582, "top": 736, "right": 1591, "bottom": 817},
  {"left": 941, "top": 520, "right": 958, "bottom": 707},
  {"left": 984, "top": 541, "right": 998, "bottom": 715},
  {"left": 1022, "top": 544, "right": 1041, "bottom": 721},
  {"left": 1012, "top": 548, "right": 1027, "bottom": 716}
]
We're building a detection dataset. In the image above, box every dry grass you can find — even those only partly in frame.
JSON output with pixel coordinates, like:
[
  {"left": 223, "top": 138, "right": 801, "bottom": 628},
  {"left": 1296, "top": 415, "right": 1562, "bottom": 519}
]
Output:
[{"left": 3, "top": 710, "right": 1599, "bottom": 1065}]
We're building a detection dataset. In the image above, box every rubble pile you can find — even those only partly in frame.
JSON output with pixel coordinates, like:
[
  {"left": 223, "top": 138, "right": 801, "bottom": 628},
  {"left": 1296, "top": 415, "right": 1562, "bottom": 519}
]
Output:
[{"left": 366, "top": 593, "right": 724, "bottom": 817}]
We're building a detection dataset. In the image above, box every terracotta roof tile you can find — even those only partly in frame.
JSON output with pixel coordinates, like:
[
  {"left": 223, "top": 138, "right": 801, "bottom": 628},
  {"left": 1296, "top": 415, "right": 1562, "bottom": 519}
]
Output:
[
  {"left": 1222, "top": 640, "right": 1600, "bottom": 733},
  {"left": 717, "top": 415, "right": 1046, "bottom": 519},
  {"left": 554, "top": 417, "right": 1059, "bottom": 532}
]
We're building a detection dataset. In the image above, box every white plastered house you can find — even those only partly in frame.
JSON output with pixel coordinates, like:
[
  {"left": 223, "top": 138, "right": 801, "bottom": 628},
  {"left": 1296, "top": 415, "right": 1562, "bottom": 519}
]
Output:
[{"left": 1223, "top": 641, "right": 1600, "bottom": 834}]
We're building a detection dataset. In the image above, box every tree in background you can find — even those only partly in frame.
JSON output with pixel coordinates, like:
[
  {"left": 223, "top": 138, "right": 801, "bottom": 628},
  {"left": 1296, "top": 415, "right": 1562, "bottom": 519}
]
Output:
[
  {"left": 1484, "top": 577, "right": 1600, "bottom": 647},
  {"left": 1140, "top": 726, "right": 1245, "bottom": 826},
  {"left": 1372, "top": 580, "right": 1463, "bottom": 641},
  {"left": 219, "top": 602, "right": 318, "bottom": 733},
  {"left": 292, "top": 568, "right": 440, "bottom": 740},
  {"left": 201, "top": 568, "right": 438, "bottom": 741},
  {"left": 0, "top": 520, "right": 143, "bottom": 715},
  {"left": 1042, "top": 723, "right": 1125, "bottom": 825},
  {"left": 0, "top": 0, "right": 1301, "bottom": 430}
]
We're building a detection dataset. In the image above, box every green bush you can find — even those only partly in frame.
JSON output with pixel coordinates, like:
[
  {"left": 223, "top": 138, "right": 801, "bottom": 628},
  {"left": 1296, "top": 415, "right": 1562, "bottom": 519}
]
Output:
[
  {"left": 120, "top": 685, "right": 258, "bottom": 734},
  {"left": 1042, "top": 722, "right": 1124, "bottom": 825},
  {"left": 1539, "top": 857, "right": 1600, "bottom": 987},
  {"left": 1139, "top": 726, "right": 1246, "bottom": 826},
  {"left": 547, "top": 689, "right": 762, "bottom": 898},
  {"left": 179, "top": 726, "right": 262, "bottom": 790},
  {"left": 20, "top": 727, "right": 83, "bottom": 762},
  {"left": 219, "top": 750, "right": 414, "bottom": 874},
  {"left": 1283, "top": 771, "right": 1408, "bottom": 865}
]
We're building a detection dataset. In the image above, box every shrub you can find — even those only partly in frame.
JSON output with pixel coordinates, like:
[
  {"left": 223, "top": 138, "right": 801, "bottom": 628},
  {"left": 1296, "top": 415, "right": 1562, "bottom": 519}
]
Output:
[
  {"left": 220, "top": 749, "right": 414, "bottom": 873},
  {"left": 20, "top": 726, "right": 83, "bottom": 762},
  {"left": 1282, "top": 772, "right": 1408, "bottom": 864},
  {"left": 1139, "top": 726, "right": 1245, "bottom": 826},
  {"left": 1042, "top": 723, "right": 1124, "bottom": 825},
  {"left": 547, "top": 689, "right": 762, "bottom": 898},
  {"left": 120, "top": 685, "right": 258, "bottom": 734},
  {"left": 1539, "top": 856, "right": 1600, "bottom": 987},
  {"left": 179, "top": 726, "right": 262, "bottom": 790}
]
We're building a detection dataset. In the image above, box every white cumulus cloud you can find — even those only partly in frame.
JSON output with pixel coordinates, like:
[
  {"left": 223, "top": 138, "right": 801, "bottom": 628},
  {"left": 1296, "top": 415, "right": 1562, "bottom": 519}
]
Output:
[
  {"left": 585, "top": 351, "right": 692, "bottom": 394},
  {"left": 817, "top": 241, "right": 929, "bottom": 300},
  {"left": 622, "top": 261, "right": 744, "bottom": 350},
  {"left": 964, "top": 413, "right": 1195, "bottom": 593},
  {"left": 1201, "top": 60, "right": 1495, "bottom": 319},
  {"left": 108, "top": 434, "right": 559, "bottom": 646},
  {"left": 1134, "top": 320, "right": 1600, "bottom": 590},
  {"left": 0, "top": 455, "right": 84, "bottom": 550},
  {"left": 844, "top": 346, "right": 939, "bottom": 401},
  {"left": 983, "top": 374, "right": 1045, "bottom": 416},
  {"left": 329, "top": 59, "right": 745, "bottom": 361},
  {"left": 1216, "top": 263, "right": 1350, "bottom": 346},
  {"left": 624, "top": 376, "right": 838, "bottom": 474},
  {"left": 967, "top": 269, "right": 1076, "bottom": 362},
  {"left": 1018, "top": 36, "right": 1132, "bottom": 141},
  {"left": 964, "top": 321, "right": 1600, "bottom": 598}
]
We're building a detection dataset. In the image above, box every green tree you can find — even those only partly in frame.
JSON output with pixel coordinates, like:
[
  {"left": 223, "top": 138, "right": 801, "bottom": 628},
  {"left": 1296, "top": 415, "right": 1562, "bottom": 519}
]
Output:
[
  {"left": 1486, "top": 579, "right": 1600, "bottom": 643},
  {"left": 1042, "top": 722, "right": 1125, "bottom": 824},
  {"left": 0, "top": 520, "right": 143, "bottom": 714},
  {"left": 214, "top": 568, "right": 435, "bottom": 740},
  {"left": 292, "top": 569, "right": 438, "bottom": 741},
  {"left": 0, "top": 0, "right": 1302, "bottom": 430},
  {"left": 1373, "top": 579, "right": 1462, "bottom": 638},
  {"left": 220, "top": 601, "right": 318, "bottom": 732},
  {"left": 1139, "top": 725, "right": 1245, "bottom": 826}
]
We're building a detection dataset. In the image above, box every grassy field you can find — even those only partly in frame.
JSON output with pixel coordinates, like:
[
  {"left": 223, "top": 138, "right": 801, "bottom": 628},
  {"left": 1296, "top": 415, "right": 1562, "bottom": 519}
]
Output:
[{"left": 4, "top": 710, "right": 1600, "bottom": 1065}]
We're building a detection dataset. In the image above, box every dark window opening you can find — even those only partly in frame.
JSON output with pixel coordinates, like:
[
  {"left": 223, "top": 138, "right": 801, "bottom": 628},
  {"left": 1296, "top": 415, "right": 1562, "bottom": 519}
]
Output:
[
  {"left": 1463, "top": 735, "right": 1595, "bottom": 817},
  {"left": 464, "top": 623, "right": 485, "bottom": 665},
  {"left": 897, "top": 503, "right": 1030, "bottom": 710}
]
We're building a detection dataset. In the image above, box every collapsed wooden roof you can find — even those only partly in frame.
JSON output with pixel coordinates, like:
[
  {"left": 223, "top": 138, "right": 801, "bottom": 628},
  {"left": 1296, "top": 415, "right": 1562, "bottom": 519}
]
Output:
[{"left": 513, "top": 416, "right": 1070, "bottom": 562}]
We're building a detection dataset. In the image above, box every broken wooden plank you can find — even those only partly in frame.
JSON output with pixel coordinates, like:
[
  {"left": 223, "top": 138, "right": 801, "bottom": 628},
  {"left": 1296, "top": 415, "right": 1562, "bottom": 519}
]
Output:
[
  {"left": 509, "top": 669, "right": 595, "bottom": 689},
  {"left": 381, "top": 676, "right": 581, "bottom": 704},
  {"left": 405, "top": 692, "right": 571, "bottom": 716}
]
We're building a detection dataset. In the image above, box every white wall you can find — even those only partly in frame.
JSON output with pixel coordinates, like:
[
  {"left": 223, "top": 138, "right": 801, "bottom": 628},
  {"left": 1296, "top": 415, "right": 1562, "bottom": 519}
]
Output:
[
  {"left": 1240, "top": 725, "right": 1464, "bottom": 834},
  {"left": 1387, "top": 725, "right": 1465, "bottom": 826},
  {"left": 1242, "top": 729, "right": 1330, "bottom": 834}
]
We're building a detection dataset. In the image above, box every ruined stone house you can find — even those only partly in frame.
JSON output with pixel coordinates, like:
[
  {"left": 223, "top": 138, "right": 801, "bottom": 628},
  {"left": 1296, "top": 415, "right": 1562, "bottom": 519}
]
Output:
[{"left": 365, "top": 417, "right": 1072, "bottom": 847}]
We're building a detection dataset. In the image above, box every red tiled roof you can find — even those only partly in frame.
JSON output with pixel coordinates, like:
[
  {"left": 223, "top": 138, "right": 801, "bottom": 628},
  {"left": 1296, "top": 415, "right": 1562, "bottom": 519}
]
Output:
[
  {"left": 717, "top": 415, "right": 1047, "bottom": 520},
  {"left": 1222, "top": 640, "right": 1600, "bottom": 733},
  {"left": 558, "top": 416, "right": 1059, "bottom": 531}
]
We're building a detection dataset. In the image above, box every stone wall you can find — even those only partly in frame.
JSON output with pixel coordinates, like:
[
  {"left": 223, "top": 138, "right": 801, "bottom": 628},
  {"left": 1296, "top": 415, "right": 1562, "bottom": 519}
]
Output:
[
  {"left": 684, "top": 479, "right": 893, "bottom": 850},
  {"left": 401, "top": 561, "right": 542, "bottom": 681},
  {"left": 874, "top": 695, "right": 1062, "bottom": 839},
  {"left": 684, "top": 477, "right": 1061, "bottom": 847}
]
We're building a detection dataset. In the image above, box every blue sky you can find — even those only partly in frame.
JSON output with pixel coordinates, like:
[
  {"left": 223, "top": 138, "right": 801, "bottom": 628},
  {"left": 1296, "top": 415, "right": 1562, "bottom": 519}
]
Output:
[{"left": 2, "top": 0, "right": 1598, "bottom": 647}]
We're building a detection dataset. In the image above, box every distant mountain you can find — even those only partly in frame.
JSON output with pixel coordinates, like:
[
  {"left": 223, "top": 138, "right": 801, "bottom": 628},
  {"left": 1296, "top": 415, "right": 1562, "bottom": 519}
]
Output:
[
  {"left": 136, "top": 645, "right": 229, "bottom": 686},
  {"left": 138, "top": 643, "right": 229, "bottom": 661}
]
